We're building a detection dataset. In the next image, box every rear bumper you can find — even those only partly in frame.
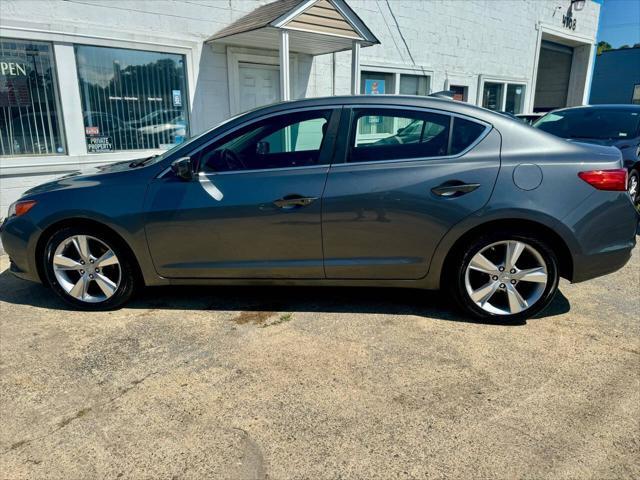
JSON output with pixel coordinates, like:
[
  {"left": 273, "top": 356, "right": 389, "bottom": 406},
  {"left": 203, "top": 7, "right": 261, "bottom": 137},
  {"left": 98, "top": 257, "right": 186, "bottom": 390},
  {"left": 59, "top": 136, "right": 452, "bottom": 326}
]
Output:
[
  {"left": 563, "top": 190, "right": 638, "bottom": 283},
  {"left": 571, "top": 245, "right": 634, "bottom": 283}
]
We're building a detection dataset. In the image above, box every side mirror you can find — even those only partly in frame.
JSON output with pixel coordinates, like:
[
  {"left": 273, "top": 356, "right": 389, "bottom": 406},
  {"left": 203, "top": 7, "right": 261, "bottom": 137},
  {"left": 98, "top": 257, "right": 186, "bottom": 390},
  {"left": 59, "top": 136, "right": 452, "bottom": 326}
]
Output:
[
  {"left": 171, "top": 156, "right": 193, "bottom": 181},
  {"left": 256, "top": 141, "right": 270, "bottom": 155}
]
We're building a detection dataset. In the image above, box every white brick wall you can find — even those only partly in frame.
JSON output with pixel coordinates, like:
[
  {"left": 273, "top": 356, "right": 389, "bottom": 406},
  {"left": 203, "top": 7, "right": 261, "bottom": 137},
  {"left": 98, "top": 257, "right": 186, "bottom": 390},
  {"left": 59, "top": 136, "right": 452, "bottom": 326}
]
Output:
[{"left": 0, "top": 0, "right": 600, "bottom": 221}]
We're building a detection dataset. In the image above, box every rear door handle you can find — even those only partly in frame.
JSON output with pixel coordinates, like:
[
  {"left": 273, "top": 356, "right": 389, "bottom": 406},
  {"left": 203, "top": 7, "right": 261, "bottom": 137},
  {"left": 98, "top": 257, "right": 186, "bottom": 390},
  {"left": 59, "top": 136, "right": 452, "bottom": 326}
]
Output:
[
  {"left": 431, "top": 182, "right": 481, "bottom": 197},
  {"left": 273, "top": 195, "right": 318, "bottom": 209}
]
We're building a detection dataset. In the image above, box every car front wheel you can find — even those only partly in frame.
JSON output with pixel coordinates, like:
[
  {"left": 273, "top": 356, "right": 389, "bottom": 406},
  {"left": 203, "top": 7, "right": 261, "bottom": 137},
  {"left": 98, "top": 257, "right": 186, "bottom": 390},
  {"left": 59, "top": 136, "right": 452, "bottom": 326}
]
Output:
[
  {"left": 43, "top": 226, "right": 138, "bottom": 310},
  {"left": 450, "top": 232, "right": 559, "bottom": 322}
]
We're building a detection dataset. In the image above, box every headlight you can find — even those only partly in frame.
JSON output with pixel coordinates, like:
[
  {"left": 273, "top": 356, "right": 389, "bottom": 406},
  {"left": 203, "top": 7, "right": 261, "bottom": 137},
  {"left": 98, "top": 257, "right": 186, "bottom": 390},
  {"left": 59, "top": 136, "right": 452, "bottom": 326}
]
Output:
[{"left": 7, "top": 200, "right": 37, "bottom": 217}]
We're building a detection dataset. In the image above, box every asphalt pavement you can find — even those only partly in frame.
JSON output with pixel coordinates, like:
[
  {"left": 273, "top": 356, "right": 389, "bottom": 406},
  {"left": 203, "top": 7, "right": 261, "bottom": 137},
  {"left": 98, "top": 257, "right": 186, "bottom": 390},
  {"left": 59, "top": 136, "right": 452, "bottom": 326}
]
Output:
[{"left": 0, "top": 252, "right": 638, "bottom": 479}]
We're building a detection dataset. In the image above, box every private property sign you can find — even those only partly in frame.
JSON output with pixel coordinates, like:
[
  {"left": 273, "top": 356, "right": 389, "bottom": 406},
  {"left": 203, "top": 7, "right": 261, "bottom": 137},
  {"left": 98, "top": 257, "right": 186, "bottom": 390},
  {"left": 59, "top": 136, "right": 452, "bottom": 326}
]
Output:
[{"left": 87, "top": 136, "right": 113, "bottom": 153}]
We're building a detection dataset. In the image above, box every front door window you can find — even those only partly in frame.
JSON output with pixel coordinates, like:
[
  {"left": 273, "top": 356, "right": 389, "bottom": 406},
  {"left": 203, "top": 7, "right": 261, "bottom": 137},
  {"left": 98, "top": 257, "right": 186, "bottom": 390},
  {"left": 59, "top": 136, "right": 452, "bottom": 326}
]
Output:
[{"left": 198, "top": 110, "right": 332, "bottom": 172}]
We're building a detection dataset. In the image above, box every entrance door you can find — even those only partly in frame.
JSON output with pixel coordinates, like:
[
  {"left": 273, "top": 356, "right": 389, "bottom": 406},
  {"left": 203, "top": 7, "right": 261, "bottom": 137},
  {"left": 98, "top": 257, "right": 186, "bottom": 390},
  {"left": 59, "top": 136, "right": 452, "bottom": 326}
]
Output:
[
  {"left": 145, "top": 107, "right": 339, "bottom": 279},
  {"left": 534, "top": 41, "right": 573, "bottom": 111},
  {"left": 238, "top": 63, "right": 280, "bottom": 113},
  {"left": 322, "top": 107, "right": 501, "bottom": 279}
]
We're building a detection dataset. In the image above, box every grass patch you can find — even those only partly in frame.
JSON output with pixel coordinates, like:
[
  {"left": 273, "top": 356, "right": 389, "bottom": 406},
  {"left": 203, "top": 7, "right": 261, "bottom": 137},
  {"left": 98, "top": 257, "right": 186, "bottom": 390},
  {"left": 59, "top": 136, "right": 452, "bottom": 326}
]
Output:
[{"left": 261, "top": 313, "right": 293, "bottom": 328}]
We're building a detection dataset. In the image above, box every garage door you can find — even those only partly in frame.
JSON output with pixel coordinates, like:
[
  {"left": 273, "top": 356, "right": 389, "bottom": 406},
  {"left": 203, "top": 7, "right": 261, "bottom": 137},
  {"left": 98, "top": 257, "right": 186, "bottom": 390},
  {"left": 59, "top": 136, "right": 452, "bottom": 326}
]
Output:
[{"left": 534, "top": 41, "right": 573, "bottom": 112}]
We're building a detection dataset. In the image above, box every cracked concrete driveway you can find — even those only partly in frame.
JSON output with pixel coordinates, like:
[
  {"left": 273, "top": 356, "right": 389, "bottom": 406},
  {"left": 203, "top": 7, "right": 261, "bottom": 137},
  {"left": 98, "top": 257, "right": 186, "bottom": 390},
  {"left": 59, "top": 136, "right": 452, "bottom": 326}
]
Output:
[{"left": 0, "top": 252, "right": 639, "bottom": 479}]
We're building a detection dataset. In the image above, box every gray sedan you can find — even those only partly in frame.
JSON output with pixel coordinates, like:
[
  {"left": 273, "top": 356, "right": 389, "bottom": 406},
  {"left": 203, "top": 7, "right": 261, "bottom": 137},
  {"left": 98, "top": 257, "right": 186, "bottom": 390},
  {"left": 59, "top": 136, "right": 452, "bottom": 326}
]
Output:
[{"left": 1, "top": 96, "right": 638, "bottom": 322}]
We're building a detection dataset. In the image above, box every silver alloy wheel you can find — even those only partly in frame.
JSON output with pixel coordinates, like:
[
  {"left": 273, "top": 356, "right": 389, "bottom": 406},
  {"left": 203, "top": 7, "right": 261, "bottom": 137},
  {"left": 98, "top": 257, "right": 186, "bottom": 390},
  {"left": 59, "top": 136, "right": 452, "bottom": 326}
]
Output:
[
  {"left": 464, "top": 240, "right": 548, "bottom": 315},
  {"left": 52, "top": 235, "right": 121, "bottom": 303}
]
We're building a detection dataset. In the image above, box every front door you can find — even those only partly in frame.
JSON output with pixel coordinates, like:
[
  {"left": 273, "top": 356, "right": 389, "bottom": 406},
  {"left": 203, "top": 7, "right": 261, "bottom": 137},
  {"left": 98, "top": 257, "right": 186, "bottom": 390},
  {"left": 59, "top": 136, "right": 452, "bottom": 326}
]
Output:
[
  {"left": 322, "top": 107, "right": 501, "bottom": 279},
  {"left": 145, "top": 107, "right": 339, "bottom": 278},
  {"left": 238, "top": 63, "right": 280, "bottom": 113}
]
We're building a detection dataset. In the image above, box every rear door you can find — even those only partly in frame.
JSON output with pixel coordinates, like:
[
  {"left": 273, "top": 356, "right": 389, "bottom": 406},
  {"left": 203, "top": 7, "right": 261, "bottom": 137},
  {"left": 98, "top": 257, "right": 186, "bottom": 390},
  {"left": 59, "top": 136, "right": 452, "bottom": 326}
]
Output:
[{"left": 321, "top": 106, "right": 501, "bottom": 279}]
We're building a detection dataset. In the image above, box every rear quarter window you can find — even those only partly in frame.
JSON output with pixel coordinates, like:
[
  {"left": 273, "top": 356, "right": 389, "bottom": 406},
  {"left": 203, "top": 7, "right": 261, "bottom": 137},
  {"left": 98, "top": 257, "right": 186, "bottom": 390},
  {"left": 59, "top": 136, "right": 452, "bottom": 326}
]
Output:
[{"left": 450, "top": 117, "right": 486, "bottom": 155}]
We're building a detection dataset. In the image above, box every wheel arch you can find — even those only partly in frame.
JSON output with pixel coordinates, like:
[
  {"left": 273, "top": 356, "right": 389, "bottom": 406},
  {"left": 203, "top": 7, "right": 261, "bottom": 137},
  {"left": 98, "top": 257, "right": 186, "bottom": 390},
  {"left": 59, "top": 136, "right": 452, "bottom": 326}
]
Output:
[
  {"left": 35, "top": 217, "right": 144, "bottom": 286},
  {"left": 436, "top": 217, "right": 574, "bottom": 288}
]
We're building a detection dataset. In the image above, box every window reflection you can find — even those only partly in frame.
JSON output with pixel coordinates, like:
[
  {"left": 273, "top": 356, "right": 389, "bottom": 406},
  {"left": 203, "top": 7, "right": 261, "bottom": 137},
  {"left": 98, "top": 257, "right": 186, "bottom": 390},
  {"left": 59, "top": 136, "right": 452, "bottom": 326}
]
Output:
[
  {"left": 75, "top": 45, "right": 188, "bottom": 153},
  {"left": 0, "top": 39, "right": 65, "bottom": 156}
]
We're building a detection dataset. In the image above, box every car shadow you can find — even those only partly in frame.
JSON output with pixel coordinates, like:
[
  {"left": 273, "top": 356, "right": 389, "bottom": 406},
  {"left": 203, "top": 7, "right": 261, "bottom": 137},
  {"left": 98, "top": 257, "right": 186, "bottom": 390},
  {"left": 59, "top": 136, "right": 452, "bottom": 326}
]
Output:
[{"left": 0, "top": 268, "right": 570, "bottom": 326}]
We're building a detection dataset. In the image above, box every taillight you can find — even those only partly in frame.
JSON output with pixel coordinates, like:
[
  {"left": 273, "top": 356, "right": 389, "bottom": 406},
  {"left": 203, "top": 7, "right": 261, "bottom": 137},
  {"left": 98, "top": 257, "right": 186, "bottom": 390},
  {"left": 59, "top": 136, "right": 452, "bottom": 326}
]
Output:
[{"left": 578, "top": 169, "right": 628, "bottom": 191}]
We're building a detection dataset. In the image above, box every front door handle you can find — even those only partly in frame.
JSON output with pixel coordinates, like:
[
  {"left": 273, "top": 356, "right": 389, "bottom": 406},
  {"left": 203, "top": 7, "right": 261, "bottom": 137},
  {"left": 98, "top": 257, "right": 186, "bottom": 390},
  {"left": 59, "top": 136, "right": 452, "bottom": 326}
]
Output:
[
  {"left": 273, "top": 195, "right": 318, "bottom": 209},
  {"left": 431, "top": 182, "right": 481, "bottom": 197}
]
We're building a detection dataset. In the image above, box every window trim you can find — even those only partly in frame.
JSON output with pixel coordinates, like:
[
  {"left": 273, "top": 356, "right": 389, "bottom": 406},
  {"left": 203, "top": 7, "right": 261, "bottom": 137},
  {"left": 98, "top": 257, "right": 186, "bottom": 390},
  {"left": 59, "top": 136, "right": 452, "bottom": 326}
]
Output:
[
  {"left": 334, "top": 105, "right": 491, "bottom": 167},
  {"left": 190, "top": 106, "right": 341, "bottom": 177},
  {"left": 477, "top": 75, "right": 529, "bottom": 114}
]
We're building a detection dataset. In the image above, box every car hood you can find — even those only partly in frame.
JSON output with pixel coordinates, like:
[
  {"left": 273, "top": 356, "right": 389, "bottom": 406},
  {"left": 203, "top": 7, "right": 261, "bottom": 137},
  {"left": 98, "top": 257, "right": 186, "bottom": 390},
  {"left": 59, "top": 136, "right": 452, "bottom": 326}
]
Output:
[{"left": 23, "top": 159, "right": 149, "bottom": 197}]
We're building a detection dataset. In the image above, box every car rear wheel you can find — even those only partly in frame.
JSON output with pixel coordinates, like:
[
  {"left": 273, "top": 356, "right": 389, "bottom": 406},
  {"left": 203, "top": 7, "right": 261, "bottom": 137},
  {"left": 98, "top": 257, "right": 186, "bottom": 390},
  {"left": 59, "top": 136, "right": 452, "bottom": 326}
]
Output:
[
  {"left": 43, "top": 226, "right": 138, "bottom": 310},
  {"left": 449, "top": 232, "right": 559, "bottom": 322},
  {"left": 628, "top": 169, "right": 639, "bottom": 206}
]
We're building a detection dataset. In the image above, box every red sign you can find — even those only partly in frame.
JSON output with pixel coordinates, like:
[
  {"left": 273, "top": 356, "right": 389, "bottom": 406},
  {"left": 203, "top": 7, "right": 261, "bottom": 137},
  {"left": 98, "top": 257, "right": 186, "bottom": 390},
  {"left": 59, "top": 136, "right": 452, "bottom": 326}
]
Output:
[{"left": 85, "top": 126, "right": 99, "bottom": 135}]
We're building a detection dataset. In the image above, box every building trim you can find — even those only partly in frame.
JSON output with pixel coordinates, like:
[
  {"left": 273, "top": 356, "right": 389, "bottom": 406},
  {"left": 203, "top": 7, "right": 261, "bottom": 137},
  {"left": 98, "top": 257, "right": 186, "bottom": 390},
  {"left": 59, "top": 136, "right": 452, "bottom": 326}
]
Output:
[{"left": 529, "top": 22, "right": 596, "bottom": 112}]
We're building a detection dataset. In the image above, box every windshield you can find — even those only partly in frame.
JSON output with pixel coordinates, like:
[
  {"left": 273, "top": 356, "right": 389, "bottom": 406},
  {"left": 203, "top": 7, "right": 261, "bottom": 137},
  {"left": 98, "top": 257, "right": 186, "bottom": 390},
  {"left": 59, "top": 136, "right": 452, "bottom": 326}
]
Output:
[{"left": 534, "top": 108, "right": 640, "bottom": 140}]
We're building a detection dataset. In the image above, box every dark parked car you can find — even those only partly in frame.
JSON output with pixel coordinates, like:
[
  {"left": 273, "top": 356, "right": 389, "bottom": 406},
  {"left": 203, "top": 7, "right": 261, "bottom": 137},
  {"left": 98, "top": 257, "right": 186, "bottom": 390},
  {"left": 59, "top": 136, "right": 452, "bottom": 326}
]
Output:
[
  {"left": 533, "top": 105, "right": 640, "bottom": 205},
  {"left": 2, "top": 96, "right": 638, "bottom": 322},
  {"left": 516, "top": 113, "right": 544, "bottom": 125}
]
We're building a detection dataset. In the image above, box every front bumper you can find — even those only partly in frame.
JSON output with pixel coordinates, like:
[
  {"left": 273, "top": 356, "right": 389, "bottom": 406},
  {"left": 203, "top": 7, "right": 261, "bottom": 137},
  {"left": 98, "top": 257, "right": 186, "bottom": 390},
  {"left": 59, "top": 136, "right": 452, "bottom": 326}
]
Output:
[{"left": 0, "top": 216, "right": 42, "bottom": 283}]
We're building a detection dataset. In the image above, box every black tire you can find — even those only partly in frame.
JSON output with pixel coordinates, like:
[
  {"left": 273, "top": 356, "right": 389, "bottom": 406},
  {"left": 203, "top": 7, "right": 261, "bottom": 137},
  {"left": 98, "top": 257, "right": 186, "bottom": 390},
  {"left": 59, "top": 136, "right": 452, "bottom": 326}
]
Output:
[
  {"left": 448, "top": 231, "right": 560, "bottom": 323},
  {"left": 628, "top": 169, "right": 639, "bottom": 206},
  {"left": 43, "top": 225, "right": 139, "bottom": 310}
]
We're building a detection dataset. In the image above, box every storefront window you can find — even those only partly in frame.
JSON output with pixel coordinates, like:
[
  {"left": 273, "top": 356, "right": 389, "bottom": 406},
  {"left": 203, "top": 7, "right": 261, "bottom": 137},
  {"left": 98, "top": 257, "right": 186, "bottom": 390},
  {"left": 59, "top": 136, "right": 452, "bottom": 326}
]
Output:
[
  {"left": 450, "top": 85, "right": 468, "bottom": 102},
  {"left": 399, "top": 74, "right": 429, "bottom": 96},
  {"left": 75, "top": 45, "right": 189, "bottom": 153},
  {"left": 505, "top": 84, "right": 525, "bottom": 114},
  {"left": 482, "top": 82, "right": 504, "bottom": 111},
  {"left": 482, "top": 81, "right": 526, "bottom": 114},
  {"left": 361, "top": 71, "right": 394, "bottom": 96},
  {"left": 0, "top": 39, "right": 65, "bottom": 156}
]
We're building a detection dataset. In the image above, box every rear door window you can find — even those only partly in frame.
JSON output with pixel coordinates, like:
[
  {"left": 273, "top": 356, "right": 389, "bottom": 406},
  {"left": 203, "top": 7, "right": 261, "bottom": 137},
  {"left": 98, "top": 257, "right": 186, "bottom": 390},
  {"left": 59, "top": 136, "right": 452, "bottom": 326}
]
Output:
[{"left": 350, "top": 109, "right": 450, "bottom": 162}]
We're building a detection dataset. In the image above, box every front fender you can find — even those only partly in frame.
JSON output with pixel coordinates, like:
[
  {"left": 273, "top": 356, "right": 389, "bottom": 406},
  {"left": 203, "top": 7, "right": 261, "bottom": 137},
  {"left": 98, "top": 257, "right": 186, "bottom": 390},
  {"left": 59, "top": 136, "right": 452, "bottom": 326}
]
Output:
[{"left": 25, "top": 182, "right": 163, "bottom": 287}]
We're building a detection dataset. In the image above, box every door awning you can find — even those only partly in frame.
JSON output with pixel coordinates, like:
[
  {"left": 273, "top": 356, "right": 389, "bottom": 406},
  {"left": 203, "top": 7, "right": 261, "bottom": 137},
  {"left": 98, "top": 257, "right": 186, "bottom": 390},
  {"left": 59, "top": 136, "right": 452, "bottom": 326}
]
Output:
[{"left": 206, "top": 0, "right": 379, "bottom": 55}]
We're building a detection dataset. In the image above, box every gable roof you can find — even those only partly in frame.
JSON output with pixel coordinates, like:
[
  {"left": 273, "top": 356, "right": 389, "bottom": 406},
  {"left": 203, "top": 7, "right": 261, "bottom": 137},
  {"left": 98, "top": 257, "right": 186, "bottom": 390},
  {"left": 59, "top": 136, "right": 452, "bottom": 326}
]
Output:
[
  {"left": 208, "top": 0, "right": 304, "bottom": 41},
  {"left": 206, "top": 0, "right": 379, "bottom": 52}
]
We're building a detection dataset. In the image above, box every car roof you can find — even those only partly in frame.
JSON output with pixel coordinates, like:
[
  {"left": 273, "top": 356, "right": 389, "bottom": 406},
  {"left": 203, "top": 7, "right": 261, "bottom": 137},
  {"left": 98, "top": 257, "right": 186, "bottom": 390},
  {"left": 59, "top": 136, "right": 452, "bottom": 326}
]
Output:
[{"left": 237, "top": 94, "right": 517, "bottom": 128}]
